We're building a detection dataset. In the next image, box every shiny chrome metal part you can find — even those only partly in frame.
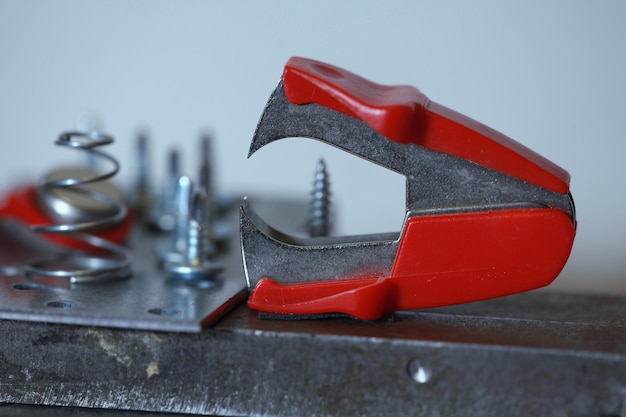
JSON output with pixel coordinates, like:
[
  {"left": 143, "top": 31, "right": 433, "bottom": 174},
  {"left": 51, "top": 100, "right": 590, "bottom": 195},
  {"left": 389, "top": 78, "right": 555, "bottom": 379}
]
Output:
[
  {"left": 157, "top": 175, "right": 193, "bottom": 265},
  {"left": 26, "top": 131, "right": 132, "bottom": 284},
  {"left": 165, "top": 187, "right": 222, "bottom": 280},
  {"left": 37, "top": 168, "right": 122, "bottom": 224}
]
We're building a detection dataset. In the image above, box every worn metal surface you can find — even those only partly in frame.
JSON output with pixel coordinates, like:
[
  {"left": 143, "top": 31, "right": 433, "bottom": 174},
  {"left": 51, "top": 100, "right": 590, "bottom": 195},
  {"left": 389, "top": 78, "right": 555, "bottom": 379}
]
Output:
[
  {"left": 0, "top": 404, "right": 195, "bottom": 417},
  {"left": 0, "top": 290, "right": 624, "bottom": 417}
]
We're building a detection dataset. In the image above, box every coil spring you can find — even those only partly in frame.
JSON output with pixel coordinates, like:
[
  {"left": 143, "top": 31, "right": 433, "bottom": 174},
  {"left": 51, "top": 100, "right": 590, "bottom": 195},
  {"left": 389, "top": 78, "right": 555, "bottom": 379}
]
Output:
[{"left": 25, "top": 131, "right": 132, "bottom": 283}]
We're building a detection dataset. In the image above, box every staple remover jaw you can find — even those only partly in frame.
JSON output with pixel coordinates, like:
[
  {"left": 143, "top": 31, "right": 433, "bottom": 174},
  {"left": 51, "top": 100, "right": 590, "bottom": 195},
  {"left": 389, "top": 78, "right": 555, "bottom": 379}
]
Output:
[{"left": 241, "top": 57, "right": 576, "bottom": 320}]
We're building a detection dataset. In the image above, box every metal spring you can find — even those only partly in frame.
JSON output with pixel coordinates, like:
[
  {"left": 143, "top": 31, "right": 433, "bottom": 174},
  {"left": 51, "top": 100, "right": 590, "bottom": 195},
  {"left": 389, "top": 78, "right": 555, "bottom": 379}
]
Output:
[{"left": 25, "top": 131, "right": 132, "bottom": 284}]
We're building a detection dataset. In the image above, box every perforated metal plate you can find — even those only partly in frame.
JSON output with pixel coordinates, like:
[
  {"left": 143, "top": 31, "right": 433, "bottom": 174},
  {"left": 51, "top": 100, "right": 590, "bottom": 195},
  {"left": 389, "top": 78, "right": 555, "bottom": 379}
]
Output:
[{"left": 0, "top": 212, "right": 245, "bottom": 332}]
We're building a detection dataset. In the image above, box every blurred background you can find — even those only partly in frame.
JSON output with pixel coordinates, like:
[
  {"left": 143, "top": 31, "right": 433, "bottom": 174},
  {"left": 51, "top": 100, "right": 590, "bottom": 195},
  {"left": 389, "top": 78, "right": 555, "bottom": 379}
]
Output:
[{"left": 0, "top": 1, "right": 624, "bottom": 294}]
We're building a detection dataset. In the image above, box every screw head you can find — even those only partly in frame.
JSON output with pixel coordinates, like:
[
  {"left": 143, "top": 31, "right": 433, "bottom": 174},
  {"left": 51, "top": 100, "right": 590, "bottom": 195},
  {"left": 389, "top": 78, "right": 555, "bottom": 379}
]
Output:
[{"left": 407, "top": 359, "right": 432, "bottom": 384}]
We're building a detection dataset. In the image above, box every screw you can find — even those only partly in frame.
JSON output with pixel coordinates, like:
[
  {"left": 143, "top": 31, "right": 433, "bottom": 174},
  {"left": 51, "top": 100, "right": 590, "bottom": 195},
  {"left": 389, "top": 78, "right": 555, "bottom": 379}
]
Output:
[
  {"left": 132, "top": 131, "right": 151, "bottom": 215},
  {"left": 309, "top": 158, "right": 332, "bottom": 237},
  {"left": 158, "top": 175, "right": 192, "bottom": 264},
  {"left": 188, "top": 188, "right": 216, "bottom": 260},
  {"left": 199, "top": 133, "right": 214, "bottom": 209},
  {"left": 173, "top": 175, "right": 193, "bottom": 253},
  {"left": 152, "top": 149, "right": 180, "bottom": 231},
  {"left": 198, "top": 134, "right": 231, "bottom": 250},
  {"left": 166, "top": 188, "right": 222, "bottom": 280},
  {"left": 198, "top": 134, "right": 215, "bottom": 234}
]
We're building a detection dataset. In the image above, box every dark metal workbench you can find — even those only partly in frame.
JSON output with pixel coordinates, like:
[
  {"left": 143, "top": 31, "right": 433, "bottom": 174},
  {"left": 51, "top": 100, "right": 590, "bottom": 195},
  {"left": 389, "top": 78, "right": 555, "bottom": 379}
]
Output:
[{"left": 0, "top": 290, "right": 624, "bottom": 417}]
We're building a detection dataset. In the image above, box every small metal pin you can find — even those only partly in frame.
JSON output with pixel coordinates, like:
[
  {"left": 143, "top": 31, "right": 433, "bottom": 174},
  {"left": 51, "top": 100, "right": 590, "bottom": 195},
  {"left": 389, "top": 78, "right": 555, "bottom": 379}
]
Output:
[{"left": 309, "top": 158, "right": 332, "bottom": 238}]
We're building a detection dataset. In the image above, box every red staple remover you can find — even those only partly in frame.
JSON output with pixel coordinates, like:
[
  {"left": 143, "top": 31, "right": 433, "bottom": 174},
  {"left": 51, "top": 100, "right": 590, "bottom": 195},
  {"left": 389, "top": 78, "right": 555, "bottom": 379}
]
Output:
[{"left": 241, "top": 57, "right": 576, "bottom": 320}]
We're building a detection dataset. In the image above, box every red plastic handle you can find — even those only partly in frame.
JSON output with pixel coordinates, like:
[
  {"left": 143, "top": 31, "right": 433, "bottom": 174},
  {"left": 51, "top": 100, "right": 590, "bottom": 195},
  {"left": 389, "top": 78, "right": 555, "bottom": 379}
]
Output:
[
  {"left": 248, "top": 207, "right": 576, "bottom": 320},
  {"left": 247, "top": 58, "right": 576, "bottom": 320},
  {"left": 283, "top": 56, "right": 569, "bottom": 194}
]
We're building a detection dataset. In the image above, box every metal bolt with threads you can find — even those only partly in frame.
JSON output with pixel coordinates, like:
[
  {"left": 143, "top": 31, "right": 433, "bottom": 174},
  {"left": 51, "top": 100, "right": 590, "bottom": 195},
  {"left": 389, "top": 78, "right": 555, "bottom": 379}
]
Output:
[
  {"left": 188, "top": 189, "right": 216, "bottom": 260},
  {"left": 166, "top": 186, "right": 221, "bottom": 280},
  {"left": 309, "top": 158, "right": 332, "bottom": 238}
]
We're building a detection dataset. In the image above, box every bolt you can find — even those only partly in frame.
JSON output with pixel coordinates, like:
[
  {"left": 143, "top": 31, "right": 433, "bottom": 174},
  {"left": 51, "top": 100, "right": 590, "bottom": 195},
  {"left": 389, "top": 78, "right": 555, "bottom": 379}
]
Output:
[{"left": 309, "top": 158, "right": 332, "bottom": 237}]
